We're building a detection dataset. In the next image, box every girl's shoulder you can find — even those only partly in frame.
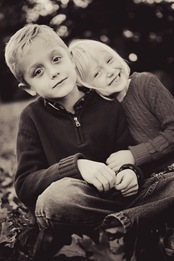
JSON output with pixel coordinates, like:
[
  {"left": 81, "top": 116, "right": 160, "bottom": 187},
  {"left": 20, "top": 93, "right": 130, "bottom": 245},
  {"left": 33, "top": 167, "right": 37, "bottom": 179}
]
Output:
[
  {"left": 129, "top": 72, "right": 173, "bottom": 103},
  {"left": 130, "top": 72, "right": 160, "bottom": 94},
  {"left": 130, "top": 72, "right": 156, "bottom": 85}
]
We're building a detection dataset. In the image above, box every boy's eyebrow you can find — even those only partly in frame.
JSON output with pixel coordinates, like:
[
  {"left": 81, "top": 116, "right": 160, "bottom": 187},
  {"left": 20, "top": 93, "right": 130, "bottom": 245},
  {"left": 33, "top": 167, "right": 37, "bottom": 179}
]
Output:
[
  {"left": 27, "top": 63, "right": 41, "bottom": 75},
  {"left": 27, "top": 49, "right": 63, "bottom": 74},
  {"left": 51, "top": 49, "right": 62, "bottom": 55}
]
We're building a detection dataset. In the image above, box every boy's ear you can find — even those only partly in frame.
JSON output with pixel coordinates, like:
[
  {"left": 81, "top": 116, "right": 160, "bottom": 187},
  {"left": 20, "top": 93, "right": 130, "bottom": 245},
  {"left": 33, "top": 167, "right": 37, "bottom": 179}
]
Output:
[
  {"left": 71, "top": 60, "right": 76, "bottom": 70},
  {"left": 69, "top": 54, "right": 76, "bottom": 68},
  {"left": 18, "top": 83, "right": 37, "bottom": 96}
]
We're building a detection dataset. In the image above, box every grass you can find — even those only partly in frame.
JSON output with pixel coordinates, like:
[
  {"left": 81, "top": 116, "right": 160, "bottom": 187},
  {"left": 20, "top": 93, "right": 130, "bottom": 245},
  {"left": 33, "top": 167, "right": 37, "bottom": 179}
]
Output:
[
  {"left": 0, "top": 99, "right": 35, "bottom": 261},
  {"left": 0, "top": 100, "right": 32, "bottom": 170}
]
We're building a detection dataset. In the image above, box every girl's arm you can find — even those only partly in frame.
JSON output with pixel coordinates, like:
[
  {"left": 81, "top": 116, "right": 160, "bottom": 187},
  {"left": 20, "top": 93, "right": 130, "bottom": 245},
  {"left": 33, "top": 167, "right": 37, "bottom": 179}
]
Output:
[{"left": 129, "top": 73, "right": 174, "bottom": 166}]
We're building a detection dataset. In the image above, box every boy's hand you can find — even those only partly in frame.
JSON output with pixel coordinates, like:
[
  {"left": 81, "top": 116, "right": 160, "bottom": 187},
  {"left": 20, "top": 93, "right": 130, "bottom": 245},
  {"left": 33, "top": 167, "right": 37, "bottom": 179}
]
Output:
[
  {"left": 77, "top": 159, "right": 115, "bottom": 192},
  {"left": 115, "top": 169, "right": 138, "bottom": 197},
  {"left": 106, "top": 150, "right": 135, "bottom": 172}
]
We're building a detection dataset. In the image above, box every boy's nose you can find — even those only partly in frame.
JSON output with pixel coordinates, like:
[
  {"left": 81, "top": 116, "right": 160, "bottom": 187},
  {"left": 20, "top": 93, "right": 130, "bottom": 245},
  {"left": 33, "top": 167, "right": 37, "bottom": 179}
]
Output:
[{"left": 49, "top": 68, "right": 59, "bottom": 79}]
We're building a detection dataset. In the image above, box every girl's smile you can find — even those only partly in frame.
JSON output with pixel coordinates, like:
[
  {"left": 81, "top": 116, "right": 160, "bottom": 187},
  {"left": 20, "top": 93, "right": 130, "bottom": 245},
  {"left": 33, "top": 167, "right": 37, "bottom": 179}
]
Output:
[
  {"left": 86, "top": 55, "right": 129, "bottom": 97},
  {"left": 108, "top": 72, "right": 121, "bottom": 86}
]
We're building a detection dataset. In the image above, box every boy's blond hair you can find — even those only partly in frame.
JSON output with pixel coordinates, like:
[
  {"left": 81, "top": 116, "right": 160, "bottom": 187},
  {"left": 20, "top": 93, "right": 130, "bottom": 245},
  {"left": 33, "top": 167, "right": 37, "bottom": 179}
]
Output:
[
  {"left": 69, "top": 39, "right": 130, "bottom": 90},
  {"left": 5, "top": 24, "right": 68, "bottom": 84}
]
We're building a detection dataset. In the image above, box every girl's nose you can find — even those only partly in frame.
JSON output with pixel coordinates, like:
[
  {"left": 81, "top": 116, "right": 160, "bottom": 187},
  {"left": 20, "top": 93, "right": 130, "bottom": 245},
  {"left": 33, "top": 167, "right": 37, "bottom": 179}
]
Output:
[
  {"left": 106, "top": 69, "right": 114, "bottom": 78},
  {"left": 105, "top": 65, "right": 114, "bottom": 78}
]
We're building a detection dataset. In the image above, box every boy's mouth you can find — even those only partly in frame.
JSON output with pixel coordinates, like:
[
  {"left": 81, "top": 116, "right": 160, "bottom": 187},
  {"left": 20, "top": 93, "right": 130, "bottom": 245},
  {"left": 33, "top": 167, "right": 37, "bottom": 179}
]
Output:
[
  {"left": 53, "top": 77, "right": 68, "bottom": 88},
  {"left": 109, "top": 73, "right": 121, "bottom": 86}
]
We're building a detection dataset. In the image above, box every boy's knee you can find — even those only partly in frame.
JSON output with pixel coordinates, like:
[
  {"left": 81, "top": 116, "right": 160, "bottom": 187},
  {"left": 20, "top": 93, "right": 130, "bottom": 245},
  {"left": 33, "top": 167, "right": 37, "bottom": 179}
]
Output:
[
  {"left": 34, "top": 177, "right": 92, "bottom": 229},
  {"left": 35, "top": 177, "right": 90, "bottom": 216},
  {"left": 36, "top": 178, "right": 80, "bottom": 207}
]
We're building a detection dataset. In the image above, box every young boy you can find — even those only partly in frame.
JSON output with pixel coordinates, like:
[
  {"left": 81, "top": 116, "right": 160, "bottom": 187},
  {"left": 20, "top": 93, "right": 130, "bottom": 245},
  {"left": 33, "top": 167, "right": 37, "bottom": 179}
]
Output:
[{"left": 5, "top": 24, "right": 141, "bottom": 260}]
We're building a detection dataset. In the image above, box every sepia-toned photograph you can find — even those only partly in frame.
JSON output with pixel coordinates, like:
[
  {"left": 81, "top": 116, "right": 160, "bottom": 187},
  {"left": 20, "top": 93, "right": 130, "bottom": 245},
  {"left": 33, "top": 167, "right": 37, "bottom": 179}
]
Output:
[{"left": 0, "top": 0, "right": 174, "bottom": 260}]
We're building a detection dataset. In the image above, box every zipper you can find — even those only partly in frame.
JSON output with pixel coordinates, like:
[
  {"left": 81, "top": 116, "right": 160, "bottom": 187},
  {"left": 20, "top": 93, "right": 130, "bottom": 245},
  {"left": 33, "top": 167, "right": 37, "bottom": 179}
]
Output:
[
  {"left": 74, "top": 116, "right": 81, "bottom": 127},
  {"left": 73, "top": 116, "right": 83, "bottom": 144}
]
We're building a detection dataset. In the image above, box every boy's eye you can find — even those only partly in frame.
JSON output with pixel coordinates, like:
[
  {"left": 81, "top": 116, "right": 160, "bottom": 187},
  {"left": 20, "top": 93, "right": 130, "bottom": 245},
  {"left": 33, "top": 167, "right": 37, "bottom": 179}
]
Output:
[
  {"left": 53, "top": 56, "right": 62, "bottom": 63},
  {"left": 33, "top": 68, "right": 43, "bottom": 77}
]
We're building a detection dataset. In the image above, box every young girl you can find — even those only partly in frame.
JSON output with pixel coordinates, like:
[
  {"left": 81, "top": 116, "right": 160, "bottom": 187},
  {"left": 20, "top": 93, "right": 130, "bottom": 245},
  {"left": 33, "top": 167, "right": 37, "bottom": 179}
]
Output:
[
  {"left": 69, "top": 40, "right": 174, "bottom": 255},
  {"left": 69, "top": 39, "right": 174, "bottom": 176}
]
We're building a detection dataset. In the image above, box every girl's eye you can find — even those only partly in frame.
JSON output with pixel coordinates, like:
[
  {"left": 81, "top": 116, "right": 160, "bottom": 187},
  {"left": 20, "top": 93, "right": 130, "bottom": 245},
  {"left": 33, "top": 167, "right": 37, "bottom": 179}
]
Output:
[
  {"left": 94, "top": 70, "right": 101, "bottom": 78},
  {"left": 94, "top": 72, "right": 99, "bottom": 78},
  {"left": 33, "top": 68, "right": 43, "bottom": 77},
  {"left": 107, "top": 57, "right": 113, "bottom": 63}
]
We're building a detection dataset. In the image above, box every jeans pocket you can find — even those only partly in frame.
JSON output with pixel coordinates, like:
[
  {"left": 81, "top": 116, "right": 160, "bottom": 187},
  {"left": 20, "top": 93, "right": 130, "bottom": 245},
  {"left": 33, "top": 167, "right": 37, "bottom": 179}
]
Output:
[
  {"left": 140, "top": 180, "right": 159, "bottom": 200},
  {"left": 128, "top": 177, "right": 159, "bottom": 207}
]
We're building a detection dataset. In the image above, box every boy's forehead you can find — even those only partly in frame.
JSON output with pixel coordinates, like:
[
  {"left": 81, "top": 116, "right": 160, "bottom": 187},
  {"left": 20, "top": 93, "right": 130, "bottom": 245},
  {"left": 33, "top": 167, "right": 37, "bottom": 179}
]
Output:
[
  {"left": 18, "top": 38, "right": 69, "bottom": 72},
  {"left": 22, "top": 36, "right": 67, "bottom": 56}
]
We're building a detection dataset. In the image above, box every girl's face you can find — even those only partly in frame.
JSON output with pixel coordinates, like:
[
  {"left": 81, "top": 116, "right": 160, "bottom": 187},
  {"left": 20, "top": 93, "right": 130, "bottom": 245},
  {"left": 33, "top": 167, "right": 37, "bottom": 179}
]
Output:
[{"left": 85, "top": 50, "right": 129, "bottom": 97}]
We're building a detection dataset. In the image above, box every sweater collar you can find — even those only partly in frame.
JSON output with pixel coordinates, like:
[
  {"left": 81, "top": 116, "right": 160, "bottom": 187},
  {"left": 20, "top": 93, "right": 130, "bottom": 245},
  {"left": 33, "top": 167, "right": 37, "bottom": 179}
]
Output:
[{"left": 43, "top": 87, "right": 92, "bottom": 112}]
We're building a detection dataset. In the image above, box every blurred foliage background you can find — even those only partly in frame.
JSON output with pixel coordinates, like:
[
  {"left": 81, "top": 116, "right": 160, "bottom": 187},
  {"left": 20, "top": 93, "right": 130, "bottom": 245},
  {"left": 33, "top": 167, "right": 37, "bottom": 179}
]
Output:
[{"left": 0, "top": 0, "right": 174, "bottom": 102}]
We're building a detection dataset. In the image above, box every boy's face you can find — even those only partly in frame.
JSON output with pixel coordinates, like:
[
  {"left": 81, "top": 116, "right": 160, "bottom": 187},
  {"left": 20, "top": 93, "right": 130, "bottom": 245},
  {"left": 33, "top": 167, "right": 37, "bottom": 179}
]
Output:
[
  {"left": 19, "top": 37, "right": 77, "bottom": 101},
  {"left": 85, "top": 50, "right": 129, "bottom": 97}
]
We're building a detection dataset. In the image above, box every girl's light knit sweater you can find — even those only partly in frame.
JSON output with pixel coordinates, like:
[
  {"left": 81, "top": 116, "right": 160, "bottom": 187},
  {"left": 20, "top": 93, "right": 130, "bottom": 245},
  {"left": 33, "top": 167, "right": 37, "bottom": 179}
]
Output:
[{"left": 123, "top": 72, "right": 174, "bottom": 173}]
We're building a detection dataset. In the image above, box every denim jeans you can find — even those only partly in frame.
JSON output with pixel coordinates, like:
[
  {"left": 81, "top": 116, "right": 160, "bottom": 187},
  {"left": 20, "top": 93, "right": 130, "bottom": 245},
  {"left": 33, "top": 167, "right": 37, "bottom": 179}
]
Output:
[
  {"left": 35, "top": 172, "right": 174, "bottom": 234},
  {"left": 103, "top": 172, "right": 174, "bottom": 232}
]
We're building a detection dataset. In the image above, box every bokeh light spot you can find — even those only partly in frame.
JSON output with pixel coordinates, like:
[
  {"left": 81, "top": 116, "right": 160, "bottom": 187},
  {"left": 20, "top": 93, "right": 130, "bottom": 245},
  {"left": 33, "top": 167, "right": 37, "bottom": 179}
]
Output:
[{"left": 129, "top": 53, "right": 138, "bottom": 62}]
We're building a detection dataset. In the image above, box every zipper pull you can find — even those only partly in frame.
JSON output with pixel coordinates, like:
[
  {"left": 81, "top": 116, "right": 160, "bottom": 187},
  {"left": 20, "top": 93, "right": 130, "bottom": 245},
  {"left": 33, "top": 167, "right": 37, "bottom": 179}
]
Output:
[{"left": 74, "top": 117, "right": 81, "bottom": 127}]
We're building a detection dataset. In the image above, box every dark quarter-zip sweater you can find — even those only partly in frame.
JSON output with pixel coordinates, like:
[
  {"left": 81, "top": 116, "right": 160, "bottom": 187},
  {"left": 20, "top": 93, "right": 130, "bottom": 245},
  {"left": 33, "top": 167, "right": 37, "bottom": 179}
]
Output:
[{"left": 15, "top": 89, "right": 134, "bottom": 209}]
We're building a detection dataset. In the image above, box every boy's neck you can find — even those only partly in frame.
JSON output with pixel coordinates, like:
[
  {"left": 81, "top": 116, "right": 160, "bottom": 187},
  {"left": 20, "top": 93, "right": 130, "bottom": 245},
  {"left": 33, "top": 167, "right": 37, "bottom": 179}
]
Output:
[{"left": 56, "top": 86, "right": 84, "bottom": 113}]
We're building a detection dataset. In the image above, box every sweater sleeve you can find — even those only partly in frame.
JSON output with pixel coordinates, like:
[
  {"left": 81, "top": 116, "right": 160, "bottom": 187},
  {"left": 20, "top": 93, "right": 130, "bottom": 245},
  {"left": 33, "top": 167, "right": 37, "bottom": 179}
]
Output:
[
  {"left": 129, "top": 73, "right": 174, "bottom": 165},
  {"left": 15, "top": 115, "right": 85, "bottom": 207}
]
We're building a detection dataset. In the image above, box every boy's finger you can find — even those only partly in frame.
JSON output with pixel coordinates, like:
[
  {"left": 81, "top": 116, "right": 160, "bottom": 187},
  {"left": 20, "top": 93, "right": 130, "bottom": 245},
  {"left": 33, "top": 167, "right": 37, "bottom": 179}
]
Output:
[
  {"left": 96, "top": 175, "right": 111, "bottom": 192},
  {"left": 102, "top": 169, "right": 116, "bottom": 182},
  {"left": 92, "top": 179, "right": 104, "bottom": 192},
  {"left": 105, "top": 166, "right": 116, "bottom": 177},
  {"left": 107, "top": 164, "right": 120, "bottom": 172}
]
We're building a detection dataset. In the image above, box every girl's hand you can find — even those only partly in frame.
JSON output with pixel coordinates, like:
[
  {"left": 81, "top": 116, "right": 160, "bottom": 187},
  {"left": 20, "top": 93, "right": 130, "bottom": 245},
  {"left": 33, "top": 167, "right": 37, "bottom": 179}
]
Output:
[
  {"left": 77, "top": 159, "right": 115, "bottom": 192},
  {"left": 106, "top": 150, "right": 135, "bottom": 172},
  {"left": 115, "top": 169, "right": 138, "bottom": 197}
]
